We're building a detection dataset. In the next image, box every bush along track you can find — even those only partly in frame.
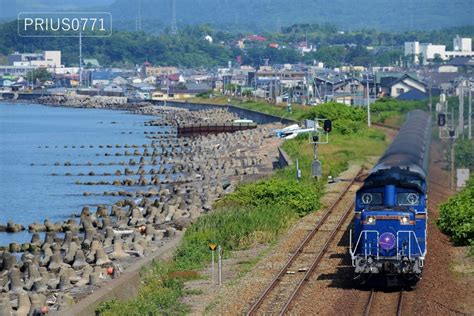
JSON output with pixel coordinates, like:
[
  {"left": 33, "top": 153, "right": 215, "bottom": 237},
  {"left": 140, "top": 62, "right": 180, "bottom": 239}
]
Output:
[
  {"left": 437, "top": 177, "right": 474, "bottom": 249},
  {"left": 96, "top": 102, "right": 396, "bottom": 315}
]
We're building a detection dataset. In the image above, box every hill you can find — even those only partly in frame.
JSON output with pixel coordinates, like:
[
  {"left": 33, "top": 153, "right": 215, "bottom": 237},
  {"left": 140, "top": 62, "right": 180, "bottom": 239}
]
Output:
[{"left": 1, "top": 0, "right": 473, "bottom": 32}]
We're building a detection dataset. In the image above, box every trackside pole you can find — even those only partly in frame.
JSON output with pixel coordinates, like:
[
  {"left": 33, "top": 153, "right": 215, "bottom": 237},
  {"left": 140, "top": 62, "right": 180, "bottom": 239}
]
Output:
[{"left": 218, "top": 245, "right": 222, "bottom": 286}]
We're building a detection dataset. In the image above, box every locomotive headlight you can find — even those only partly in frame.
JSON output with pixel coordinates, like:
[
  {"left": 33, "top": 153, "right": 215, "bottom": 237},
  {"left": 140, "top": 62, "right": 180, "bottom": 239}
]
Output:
[
  {"left": 400, "top": 216, "right": 410, "bottom": 225},
  {"left": 366, "top": 216, "right": 376, "bottom": 225}
]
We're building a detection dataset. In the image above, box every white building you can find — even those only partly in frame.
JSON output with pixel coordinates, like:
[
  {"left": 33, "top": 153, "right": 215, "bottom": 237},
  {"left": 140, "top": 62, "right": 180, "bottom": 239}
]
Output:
[
  {"left": 405, "top": 36, "right": 474, "bottom": 64},
  {"left": 8, "top": 51, "right": 62, "bottom": 68},
  {"left": 419, "top": 44, "right": 446, "bottom": 61},
  {"left": 453, "top": 35, "right": 472, "bottom": 52}
]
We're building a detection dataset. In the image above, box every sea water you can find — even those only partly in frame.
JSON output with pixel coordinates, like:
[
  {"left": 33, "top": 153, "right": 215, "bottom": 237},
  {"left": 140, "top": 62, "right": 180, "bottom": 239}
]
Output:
[{"left": 0, "top": 102, "right": 163, "bottom": 245}]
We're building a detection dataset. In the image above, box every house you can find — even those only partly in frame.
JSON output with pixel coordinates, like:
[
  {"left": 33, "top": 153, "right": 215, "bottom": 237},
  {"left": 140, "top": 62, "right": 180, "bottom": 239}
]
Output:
[
  {"left": 112, "top": 76, "right": 128, "bottom": 86},
  {"left": 376, "top": 72, "right": 418, "bottom": 97},
  {"left": 91, "top": 71, "right": 120, "bottom": 86},
  {"left": 388, "top": 74, "right": 426, "bottom": 98},
  {"left": 83, "top": 59, "right": 101, "bottom": 68},
  {"left": 129, "top": 83, "right": 156, "bottom": 100},
  {"left": 166, "top": 83, "right": 211, "bottom": 99},
  {"left": 143, "top": 76, "right": 157, "bottom": 84},
  {"left": 102, "top": 84, "right": 125, "bottom": 97},
  {"left": 144, "top": 66, "right": 179, "bottom": 77}
]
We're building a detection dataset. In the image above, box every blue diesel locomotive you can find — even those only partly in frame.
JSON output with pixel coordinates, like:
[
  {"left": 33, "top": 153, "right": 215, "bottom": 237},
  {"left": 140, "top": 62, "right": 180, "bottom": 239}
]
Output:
[{"left": 350, "top": 110, "right": 431, "bottom": 283}]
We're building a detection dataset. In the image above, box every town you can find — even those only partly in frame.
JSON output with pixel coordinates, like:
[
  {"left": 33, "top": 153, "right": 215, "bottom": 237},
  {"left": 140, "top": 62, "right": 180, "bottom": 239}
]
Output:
[{"left": 0, "top": 33, "right": 473, "bottom": 106}]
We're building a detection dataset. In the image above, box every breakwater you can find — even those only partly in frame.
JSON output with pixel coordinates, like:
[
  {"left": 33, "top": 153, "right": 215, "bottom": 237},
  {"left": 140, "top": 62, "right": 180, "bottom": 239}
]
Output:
[{"left": 0, "top": 101, "right": 282, "bottom": 314}]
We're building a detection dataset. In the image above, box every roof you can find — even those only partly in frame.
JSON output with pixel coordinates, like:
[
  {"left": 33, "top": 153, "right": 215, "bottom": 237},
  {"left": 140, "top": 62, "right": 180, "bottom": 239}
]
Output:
[
  {"left": 185, "top": 82, "right": 211, "bottom": 91},
  {"left": 388, "top": 74, "right": 425, "bottom": 89},
  {"left": 246, "top": 34, "right": 268, "bottom": 42},
  {"left": 131, "top": 83, "right": 156, "bottom": 91},
  {"left": 396, "top": 88, "right": 427, "bottom": 101},
  {"left": 91, "top": 71, "right": 120, "bottom": 81},
  {"left": 419, "top": 71, "right": 461, "bottom": 88},
  {"left": 375, "top": 72, "right": 418, "bottom": 85},
  {"left": 447, "top": 57, "right": 474, "bottom": 66},
  {"left": 83, "top": 59, "right": 101, "bottom": 67}
]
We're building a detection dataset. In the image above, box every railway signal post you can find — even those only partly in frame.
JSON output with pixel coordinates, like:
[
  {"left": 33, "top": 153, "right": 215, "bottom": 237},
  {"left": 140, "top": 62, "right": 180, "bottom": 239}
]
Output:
[{"left": 309, "top": 119, "right": 331, "bottom": 179}]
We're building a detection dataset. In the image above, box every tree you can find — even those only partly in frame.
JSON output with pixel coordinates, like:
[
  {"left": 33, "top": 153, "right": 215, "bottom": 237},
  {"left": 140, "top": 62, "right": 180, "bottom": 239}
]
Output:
[
  {"left": 26, "top": 68, "right": 52, "bottom": 83},
  {"left": 432, "top": 54, "right": 444, "bottom": 65}
]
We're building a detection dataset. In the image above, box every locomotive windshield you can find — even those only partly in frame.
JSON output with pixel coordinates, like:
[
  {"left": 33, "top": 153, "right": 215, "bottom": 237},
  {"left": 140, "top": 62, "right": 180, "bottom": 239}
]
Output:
[
  {"left": 360, "top": 192, "right": 383, "bottom": 205},
  {"left": 397, "top": 192, "right": 420, "bottom": 205}
]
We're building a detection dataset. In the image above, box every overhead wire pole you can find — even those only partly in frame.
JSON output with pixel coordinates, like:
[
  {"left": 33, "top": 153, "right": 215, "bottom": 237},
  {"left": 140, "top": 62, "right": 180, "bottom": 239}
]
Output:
[
  {"left": 170, "top": 0, "right": 178, "bottom": 36},
  {"left": 469, "top": 82, "right": 472, "bottom": 140},
  {"left": 459, "top": 79, "right": 464, "bottom": 138},
  {"left": 79, "top": 28, "right": 82, "bottom": 87},
  {"left": 366, "top": 72, "right": 371, "bottom": 127},
  {"left": 137, "top": 0, "right": 142, "bottom": 31}
]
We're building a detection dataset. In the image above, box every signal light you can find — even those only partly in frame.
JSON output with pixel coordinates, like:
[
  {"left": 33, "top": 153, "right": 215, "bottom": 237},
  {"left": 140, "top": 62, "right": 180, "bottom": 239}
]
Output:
[
  {"left": 312, "top": 135, "right": 319, "bottom": 142},
  {"left": 323, "top": 119, "right": 332, "bottom": 133},
  {"left": 438, "top": 113, "right": 446, "bottom": 127}
]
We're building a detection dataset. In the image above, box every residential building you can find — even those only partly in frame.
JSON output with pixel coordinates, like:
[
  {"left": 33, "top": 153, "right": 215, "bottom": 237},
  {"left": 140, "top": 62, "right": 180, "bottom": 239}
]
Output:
[{"left": 388, "top": 74, "right": 426, "bottom": 99}]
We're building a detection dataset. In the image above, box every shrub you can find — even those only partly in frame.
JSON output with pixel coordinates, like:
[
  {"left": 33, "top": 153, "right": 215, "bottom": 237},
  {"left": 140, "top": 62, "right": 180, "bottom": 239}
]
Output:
[
  {"left": 371, "top": 98, "right": 426, "bottom": 114},
  {"left": 299, "top": 102, "right": 367, "bottom": 134},
  {"left": 455, "top": 139, "right": 474, "bottom": 169},
  {"left": 437, "top": 177, "right": 474, "bottom": 245},
  {"left": 222, "top": 177, "right": 320, "bottom": 215}
]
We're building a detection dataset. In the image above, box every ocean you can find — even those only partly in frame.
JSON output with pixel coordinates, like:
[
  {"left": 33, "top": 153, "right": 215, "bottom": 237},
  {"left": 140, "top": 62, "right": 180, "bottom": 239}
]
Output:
[{"left": 0, "top": 102, "right": 162, "bottom": 245}]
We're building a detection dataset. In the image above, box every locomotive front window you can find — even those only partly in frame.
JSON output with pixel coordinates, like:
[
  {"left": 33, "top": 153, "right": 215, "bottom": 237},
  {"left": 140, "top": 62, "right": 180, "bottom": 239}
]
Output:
[
  {"left": 360, "top": 192, "right": 383, "bottom": 205},
  {"left": 397, "top": 192, "right": 420, "bottom": 205}
]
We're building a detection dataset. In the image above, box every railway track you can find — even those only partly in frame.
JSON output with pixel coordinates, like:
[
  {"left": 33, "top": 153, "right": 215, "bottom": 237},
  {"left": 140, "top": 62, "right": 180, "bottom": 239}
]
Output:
[
  {"left": 246, "top": 170, "right": 363, "bottom": 315},
  {"left": 364, "top": 288, "right": 405, "bottom": 316},
  {"left": 372, "top": 122, "right": 400, "bottom": 131}
]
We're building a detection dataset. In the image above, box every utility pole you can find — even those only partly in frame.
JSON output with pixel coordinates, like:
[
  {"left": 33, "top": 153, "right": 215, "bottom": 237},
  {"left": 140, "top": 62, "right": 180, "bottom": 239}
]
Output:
[
  {"left": 428, "top": 78, "right": 432, "bottom": 118},
  {"left": 469, "top": 82, "right": 472, "bottom": 140},
  {"left": 451, "top": 104, "right": 456, "bottom": 190},
  {"left": 79, "top": 28, "right": 83, "bottom": 87},
  {"left": 170, "top": 0, "right": 178, "bottom": 36},
  {"left": 137, "top": 0, "right": 142, "bottom": 31},
  {"left": 459, "top": 80, "right": 464, "bottom": 138},
  {"left": 366, "top": 73, "right": 371, "bottom": 127}
]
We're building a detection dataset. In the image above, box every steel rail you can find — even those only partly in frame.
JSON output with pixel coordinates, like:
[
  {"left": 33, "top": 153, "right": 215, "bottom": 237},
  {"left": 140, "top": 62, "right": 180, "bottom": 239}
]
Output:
[
  {"left": 246, "top": 169, "right": 362, "bottom": 315},
  {"left": 364, "top": 289, "right": 375, "bottom": 316},
  {"left": 279, "top": 200, "right": 355, "bottom": 315}
]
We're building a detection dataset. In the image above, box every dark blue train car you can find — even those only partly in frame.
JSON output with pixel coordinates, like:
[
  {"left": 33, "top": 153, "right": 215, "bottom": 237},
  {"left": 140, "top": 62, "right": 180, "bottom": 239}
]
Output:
[{"left": 350, "top": 110, "right": 431, "bottom": 283}]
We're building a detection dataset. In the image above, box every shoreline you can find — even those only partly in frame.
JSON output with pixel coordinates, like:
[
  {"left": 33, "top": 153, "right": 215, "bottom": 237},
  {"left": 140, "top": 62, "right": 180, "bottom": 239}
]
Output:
[{"left": 0, "top": 98, "right": 284, "bottom": 314}]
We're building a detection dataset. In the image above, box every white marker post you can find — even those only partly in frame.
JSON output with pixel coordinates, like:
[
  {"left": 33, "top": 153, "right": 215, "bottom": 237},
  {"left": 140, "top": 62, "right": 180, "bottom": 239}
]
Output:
[
  {"left": 209, "top": 243, "right": 217, "bottom": 284},
  {"left": 218, "top": 245, "right": 222, "bottom": 286}
]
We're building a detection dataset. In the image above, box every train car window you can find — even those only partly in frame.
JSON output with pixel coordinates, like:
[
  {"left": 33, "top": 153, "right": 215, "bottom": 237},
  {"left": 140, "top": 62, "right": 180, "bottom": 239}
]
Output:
[
  {"left": 397, "top": 192, "right": 420, "bottom": 205},
  {"left": 360, "top": 192, "right": 383, "bottom": 205}
]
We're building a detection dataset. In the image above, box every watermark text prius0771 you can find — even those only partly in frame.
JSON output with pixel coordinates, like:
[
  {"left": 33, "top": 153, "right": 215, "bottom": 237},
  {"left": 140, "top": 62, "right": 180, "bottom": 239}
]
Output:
[{"left": 18, "top": 12, "right": 112, "bottom": 37}]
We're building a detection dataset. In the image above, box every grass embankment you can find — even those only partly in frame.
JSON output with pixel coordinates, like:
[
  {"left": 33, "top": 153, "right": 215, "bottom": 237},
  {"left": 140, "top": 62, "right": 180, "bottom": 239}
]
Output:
[
  {"left": 97, "top": 101, "right": 411, "bottom": 315},
  {"left": 370, "top": 98, "right": 428, "bottom": 126}
]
